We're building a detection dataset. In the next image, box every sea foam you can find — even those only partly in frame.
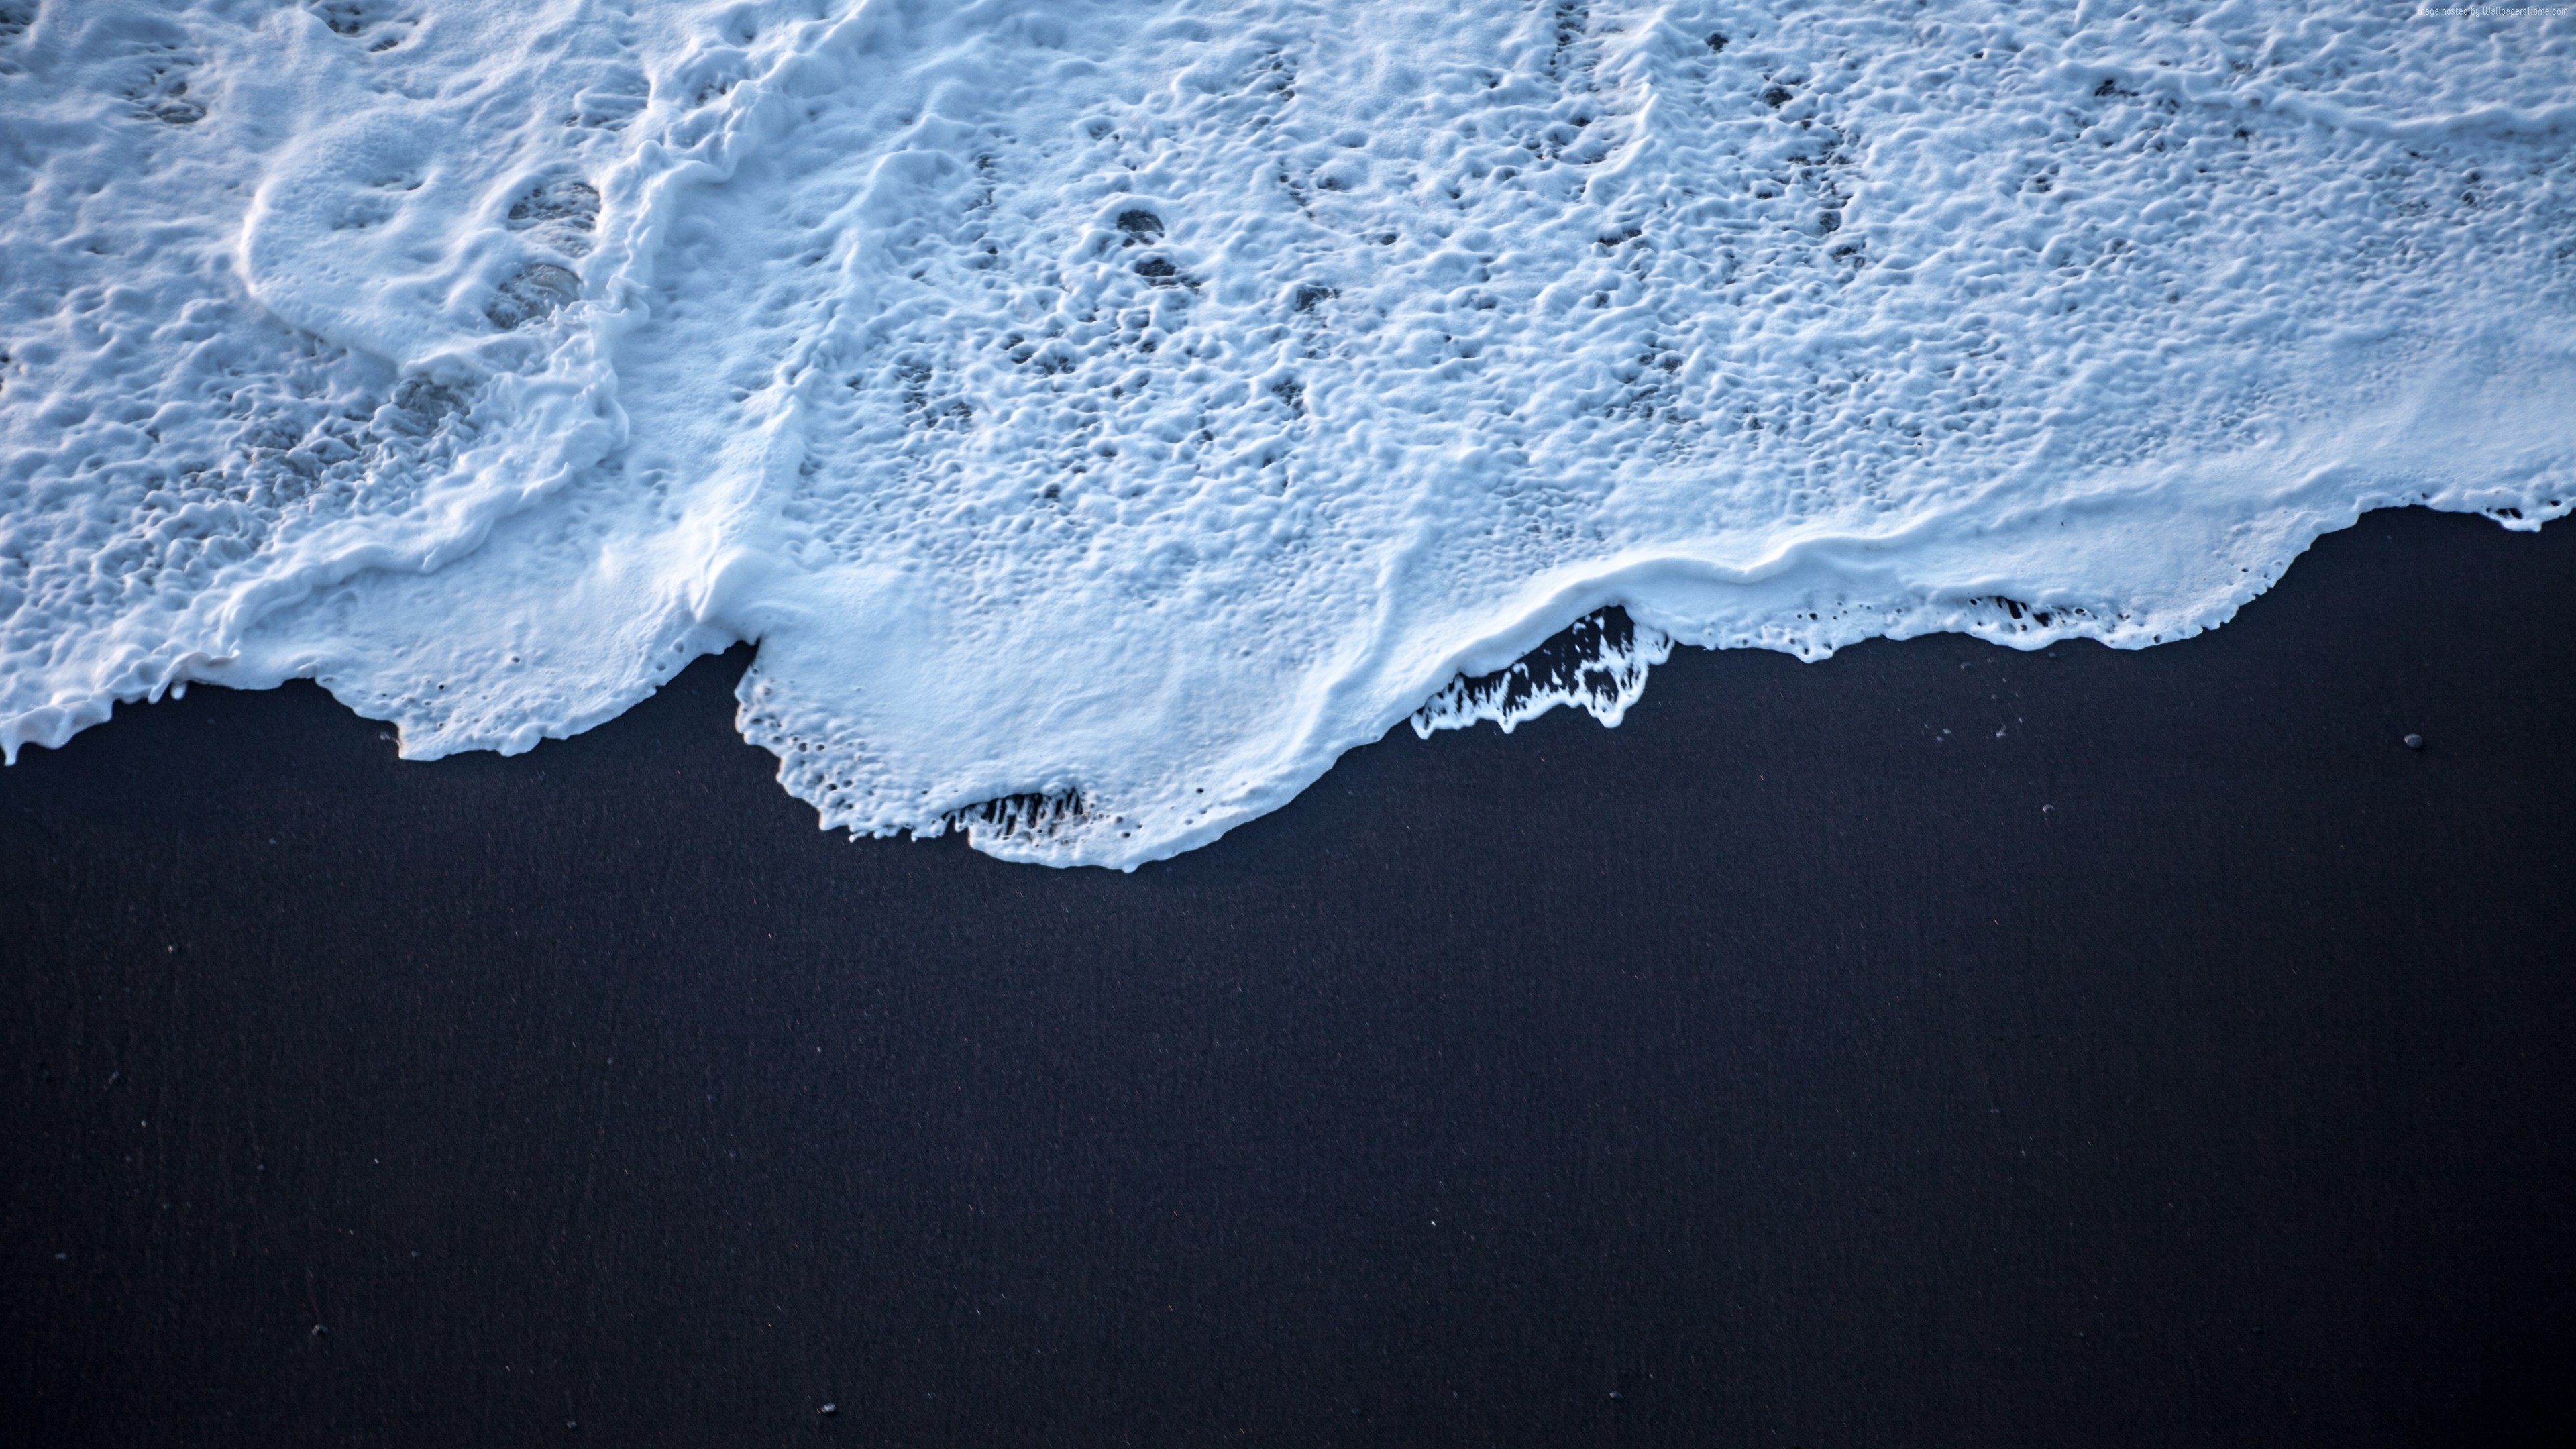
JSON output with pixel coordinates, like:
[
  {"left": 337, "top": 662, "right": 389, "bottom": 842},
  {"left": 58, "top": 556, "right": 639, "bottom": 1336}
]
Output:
[{"left": 3, "top": 0, "right": 2570, "bottom": 865}]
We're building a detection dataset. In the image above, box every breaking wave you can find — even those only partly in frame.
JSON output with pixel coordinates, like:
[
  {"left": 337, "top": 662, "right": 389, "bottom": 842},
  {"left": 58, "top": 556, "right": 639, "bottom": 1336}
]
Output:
[{"left": 3, "top": 0, "right": 2570, "bottom": 865}]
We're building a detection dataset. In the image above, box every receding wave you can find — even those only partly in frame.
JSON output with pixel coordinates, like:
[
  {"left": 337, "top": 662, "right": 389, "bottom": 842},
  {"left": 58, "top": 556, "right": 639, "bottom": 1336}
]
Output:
[{"left": 3, "top": 1, "right": 2570, "bottom": 865}]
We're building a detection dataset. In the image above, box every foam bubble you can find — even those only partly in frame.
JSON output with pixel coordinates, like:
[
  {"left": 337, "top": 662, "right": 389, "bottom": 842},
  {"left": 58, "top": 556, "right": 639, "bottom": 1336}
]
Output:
[{"left": 5, "top": 1, "right": 2571, "bottom": 867}]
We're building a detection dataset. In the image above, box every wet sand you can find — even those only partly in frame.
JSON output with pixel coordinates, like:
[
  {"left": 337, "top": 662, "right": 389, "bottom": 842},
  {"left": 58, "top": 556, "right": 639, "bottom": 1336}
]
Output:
[{"left": 5, "top": 506, "right": 2572, "bottom": 1446}]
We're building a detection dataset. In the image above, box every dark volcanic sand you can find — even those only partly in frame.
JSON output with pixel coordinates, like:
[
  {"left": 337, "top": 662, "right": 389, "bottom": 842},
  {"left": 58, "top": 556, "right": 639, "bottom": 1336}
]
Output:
[{"left": 5, "top": 507, "right": 2573, "bottom": 1447}]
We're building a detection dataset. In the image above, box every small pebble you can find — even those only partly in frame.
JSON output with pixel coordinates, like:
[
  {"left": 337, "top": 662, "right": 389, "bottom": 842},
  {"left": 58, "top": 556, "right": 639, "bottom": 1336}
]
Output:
[{"left": 2403, "top": 733, "right": 2424, "bottom": 750}]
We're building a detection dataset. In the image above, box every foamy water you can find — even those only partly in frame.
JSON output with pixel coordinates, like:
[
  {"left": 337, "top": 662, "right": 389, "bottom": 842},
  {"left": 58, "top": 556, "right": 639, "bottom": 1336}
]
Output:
[{"left": 3, "top": 1, "right": 2570, "bottom": 865}]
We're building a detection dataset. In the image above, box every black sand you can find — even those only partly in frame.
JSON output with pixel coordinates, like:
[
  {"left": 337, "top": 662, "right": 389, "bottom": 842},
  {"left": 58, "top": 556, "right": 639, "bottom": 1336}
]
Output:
[{"left": 5, "top": 507, "right": 2573, "bottom": 1446}]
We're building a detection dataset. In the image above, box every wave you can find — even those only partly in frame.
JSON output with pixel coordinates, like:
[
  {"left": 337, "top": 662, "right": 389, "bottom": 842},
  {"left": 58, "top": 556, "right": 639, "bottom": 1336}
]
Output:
[{"left": 3, "top": 0, "right": 2569, "bottom": 866}]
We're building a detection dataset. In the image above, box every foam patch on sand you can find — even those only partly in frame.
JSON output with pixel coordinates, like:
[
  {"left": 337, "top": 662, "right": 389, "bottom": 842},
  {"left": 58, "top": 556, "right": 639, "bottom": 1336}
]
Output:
[{"left": 3, "top": 1, "right": 2571, "bottom": 865}]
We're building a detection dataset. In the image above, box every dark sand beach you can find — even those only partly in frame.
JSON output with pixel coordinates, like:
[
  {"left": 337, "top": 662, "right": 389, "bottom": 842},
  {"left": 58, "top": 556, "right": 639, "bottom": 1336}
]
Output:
[{"left": 5, "top": 505, "right": 2572, "bottom": 1446}]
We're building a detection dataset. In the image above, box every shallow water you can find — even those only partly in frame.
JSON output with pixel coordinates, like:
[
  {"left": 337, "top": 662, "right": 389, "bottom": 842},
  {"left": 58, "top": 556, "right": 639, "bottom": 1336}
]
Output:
[{"left": 3, "top": 1, "right": 2570, "bottom": 865}]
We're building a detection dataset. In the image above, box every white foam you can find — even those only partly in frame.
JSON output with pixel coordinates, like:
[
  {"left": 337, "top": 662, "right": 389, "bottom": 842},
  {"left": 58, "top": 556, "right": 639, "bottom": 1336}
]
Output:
[{"left": 4, "top": 1, "right": 2571, "bottom": 866}]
